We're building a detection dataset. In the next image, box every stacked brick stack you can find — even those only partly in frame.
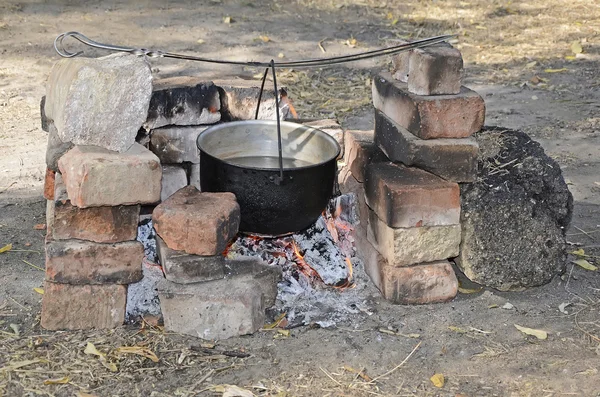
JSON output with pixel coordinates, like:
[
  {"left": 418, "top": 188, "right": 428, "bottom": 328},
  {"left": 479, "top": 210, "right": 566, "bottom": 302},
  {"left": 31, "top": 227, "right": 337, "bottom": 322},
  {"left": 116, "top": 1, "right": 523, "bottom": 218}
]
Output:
[
  {"left": 341, "top": 43, "right": 485, "bottom": 304},
  {"left": 41, "top": 54, "right": 162, "bottom": 329},
  {"left": 152, "top": 186, "right": 280, "bottom": 340}
]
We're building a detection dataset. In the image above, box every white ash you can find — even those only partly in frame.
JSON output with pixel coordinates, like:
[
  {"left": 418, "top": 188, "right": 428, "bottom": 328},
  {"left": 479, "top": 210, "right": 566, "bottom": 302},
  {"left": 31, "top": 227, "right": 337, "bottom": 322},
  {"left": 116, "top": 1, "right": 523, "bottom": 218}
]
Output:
[
  {"left": 126, "top": 220, "right": 162, "bottom": 321},
  {"left": 227, "top": 193, "right": 375, "bottom": 327}
]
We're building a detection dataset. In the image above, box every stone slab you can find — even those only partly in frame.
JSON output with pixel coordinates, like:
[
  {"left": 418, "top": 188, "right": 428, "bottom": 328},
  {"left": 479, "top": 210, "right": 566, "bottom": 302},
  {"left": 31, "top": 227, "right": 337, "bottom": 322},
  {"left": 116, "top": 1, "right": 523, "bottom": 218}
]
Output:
[
  {"left": 160, "top": 165, "right": 188, "bottom": 202},
  {"left": 214, "top": 79, "right": 291, "bottom": 121},
  {"left": 408, "top": 44, "right": 463, "bottom": 96},
  {"left": 45, "top": 53, "right": 152, "bottom": 152}
]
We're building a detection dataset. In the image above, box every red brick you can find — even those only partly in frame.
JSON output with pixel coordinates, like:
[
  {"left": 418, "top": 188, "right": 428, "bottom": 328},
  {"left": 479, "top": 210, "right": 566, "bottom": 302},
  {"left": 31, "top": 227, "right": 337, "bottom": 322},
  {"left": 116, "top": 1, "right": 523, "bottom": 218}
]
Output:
[
  {"left": 49, "top": 174, "right": 140, "bottom": 243},
  {"left": 372, "top": 72, "right": 485, "bottom": 139},
  {"left": 41, "top": 282, "right": 126, "bottom": 330},
  {"left": 374, "top": 110, "right": 479, "bottom": 182},
  {"left": 407, "top": 44, "right": 463, "bottom": 96},
  {"left": 152, "top": 186, "right": 240, "bottom": 255},
  {"left": 45, "top": 239, "right": 143, "bottom": 284},
  {"left": 380, "top": 261, "right": 458, "bottom": 304},
  {"left": 364, "top": 162, "right": 460, "bottom": 228},
  {"left": 43, "top": 169, "right": 55, "bottom": 200},
  {"left": 58, "top": 143, "right": 161, "bottom": 208},
  {"left": 342, "top": 130, "right": 386, "bottom": 183}
]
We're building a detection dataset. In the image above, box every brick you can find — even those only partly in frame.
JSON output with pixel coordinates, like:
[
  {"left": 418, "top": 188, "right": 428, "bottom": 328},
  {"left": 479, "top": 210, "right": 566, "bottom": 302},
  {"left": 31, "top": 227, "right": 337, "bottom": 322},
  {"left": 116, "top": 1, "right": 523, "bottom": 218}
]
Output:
[
  {"left": 156, "top": 236, "right": 225, "bottom": 284},
  {"left": 407, "top": 44, "right": 463, "bottom": 96},
  {"left": 45, "top": 239, "right": 143, "bottom": 284},
  {"left": 300, "top": 119, "right": 344, "bottom": 155},
  {"left": 58, "top": 143, "right": 161, "bottom": 208},
  {"left": 152, "top": 186, "right": 240, "bottom": 255},
  {"left": 342, "top": 129, "right": 386, "bottom": 182},
  {"left": 390, "top": 40, "right": 410, "bottom": 82},
  {"left": 149, "top": 126, "right": 207, "bottom": 164},
  {"left": 367, "top": 208, "right": 461, "bottom": 267},
  {"left": 215, "top": 79, "right": 291, "bottom": 121},
  {"left": 374, "top": 110, "right": 479, "bottom": 182},
  {"left": 158, "top": 276, "right": 265, "bottom": 340},
  {"left": 380, "top": 261, "right": 458, "bottom": 304},
  {"left": 338, "top": 170, "right": 368, "bottom": 225},
  {"left": 40, "top": 95, "right": 49, "bottom": 132},
  {"left": 49, "top": 173, "right": 141, "bottom": 243},
  {"left": 364, "top": 162, "right": 460, "bottom": 228},
  {"left": 46, "top": 121, "right": 73, "bottom": 172},
  {"left": 372, "top": 72, "right": 485, "bottom": 139},
  {"left": 160, "top": 166, "right": 188, "bottom": 201},
  {"left": 43, "top": 169, "right": 55, "bottom": 200},
  {"left": 144, "top": 77, "right": 221, "bottom": 130},
  {"left": 41, "top": 282, "right": 126, "bottom": 330},
  {"left": 45, "top": 53, "right": 152, "bottom": 152}
]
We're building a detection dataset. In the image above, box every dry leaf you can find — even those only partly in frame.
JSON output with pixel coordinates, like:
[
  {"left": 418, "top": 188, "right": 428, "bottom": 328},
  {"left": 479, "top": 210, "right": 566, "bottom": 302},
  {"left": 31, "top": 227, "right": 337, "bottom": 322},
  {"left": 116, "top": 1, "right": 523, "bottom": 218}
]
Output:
[
  {"left": 544, "top": 68, "right": 568, "bottom": 73},
  {"left": 458, "top": 286, "right": 482, "bottom": 294},
  {"left": 345, "top": 37, "right": 357, "bottom": 48},
  {"left": 33, "top": 287, "right": 44, "bottom": 295},
  {"left": 571, "top": 248, "right": 586, "bottom": 256},
  {"left": 44, "top": 376, "right": 70, "bottom": 385},
  {"left": 222, "top": 385, "right": 255, "bottom": 397},
  {"left": 571, "top": 41, "right": 583, "bottom": 54},
  {"left": 278, "top": 52, "right": 284, "bottom": 58},
  {"left": 277, "top": 329, "right": 290, "bottom": 337},
  {"left": 448, "top": 326, "right": 468, "bottom": 334},
  {"left": 116, "top": 346, "right": 159, "bottom": 362},
  {"left": 264, "top": 313, "right": 287, "bottom": 329},
  {"left": 259, "top": 35, "right": 270, "bottom": 43},
  {"left": 0, "top": 243, "right": 12, "bottom": 253},
  {"left": 84, "top": 342, "right": 105, "bottom": 358},
  {"left": 514, "top": 324, "right": 548, "bottom": 340},
  {"left": 33, "top": 224, "right": 46, "bottom": 230},
  {"left": 9, "top": 323, "right": 19, "bottom": 336},
  {"left": 197, "top": 39, "right": 205, "bottom": 44},
  {"left": 565, "top": 55, "right": 577, "bottom": 61},
  {"left": 343, "top": 365, "right": 372, "bottom": 381},
  {"left": 525, "top": 61, "right": 537, "bottom": 68},
  {"left": 430, "top": 373, "right": 445, "bottom": 388},
  {"left": 572, "top": 259, "right": 597, "bottom": 271},
  {"left": 223, "top": 16, "right": 232, "bottom": 24}
]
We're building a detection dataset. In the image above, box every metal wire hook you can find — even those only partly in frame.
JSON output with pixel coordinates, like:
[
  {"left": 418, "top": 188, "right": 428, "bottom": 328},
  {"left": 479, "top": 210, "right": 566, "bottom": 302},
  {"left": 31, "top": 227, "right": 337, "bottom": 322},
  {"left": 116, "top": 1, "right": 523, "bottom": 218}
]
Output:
[{"left": 53, "top": 31, "right": 139, "bottom": 58}]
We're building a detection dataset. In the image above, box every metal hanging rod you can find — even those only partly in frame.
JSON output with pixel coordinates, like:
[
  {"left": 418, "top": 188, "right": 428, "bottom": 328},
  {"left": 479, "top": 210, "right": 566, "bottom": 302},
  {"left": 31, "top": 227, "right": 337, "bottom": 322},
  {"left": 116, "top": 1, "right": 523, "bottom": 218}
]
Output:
[{"left": 54, "top": 31, "right": 456, "bottom": 68}]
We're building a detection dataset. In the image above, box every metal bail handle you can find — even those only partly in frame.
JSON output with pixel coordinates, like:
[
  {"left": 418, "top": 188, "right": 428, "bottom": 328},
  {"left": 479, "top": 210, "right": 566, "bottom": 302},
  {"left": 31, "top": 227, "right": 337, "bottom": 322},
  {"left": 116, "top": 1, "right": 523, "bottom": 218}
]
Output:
[{"left": 255, "top": 60, "right": 285, "bottom": 185}]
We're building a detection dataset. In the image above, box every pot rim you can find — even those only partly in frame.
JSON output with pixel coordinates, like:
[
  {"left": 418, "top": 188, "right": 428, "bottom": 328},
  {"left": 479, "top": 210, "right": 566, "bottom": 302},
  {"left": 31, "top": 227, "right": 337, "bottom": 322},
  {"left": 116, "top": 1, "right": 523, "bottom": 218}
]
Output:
[{"left": 196, "top": 120, "right": 341, "bottom": 171}]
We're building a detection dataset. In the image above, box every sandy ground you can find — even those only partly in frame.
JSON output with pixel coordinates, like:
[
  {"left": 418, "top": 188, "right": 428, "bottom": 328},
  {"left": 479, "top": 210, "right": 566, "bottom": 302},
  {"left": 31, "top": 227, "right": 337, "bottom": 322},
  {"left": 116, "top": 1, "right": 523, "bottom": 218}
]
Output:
[{"left": 1, "top": 0, "right": 600, "bottom": 396}]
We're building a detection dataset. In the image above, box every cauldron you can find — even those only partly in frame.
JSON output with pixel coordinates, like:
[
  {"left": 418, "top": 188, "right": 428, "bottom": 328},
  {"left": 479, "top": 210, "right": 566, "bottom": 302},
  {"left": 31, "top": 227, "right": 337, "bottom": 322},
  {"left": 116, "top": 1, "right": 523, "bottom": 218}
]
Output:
[{"left": 197, "top": 120, "right": 340, "bottom": 236}]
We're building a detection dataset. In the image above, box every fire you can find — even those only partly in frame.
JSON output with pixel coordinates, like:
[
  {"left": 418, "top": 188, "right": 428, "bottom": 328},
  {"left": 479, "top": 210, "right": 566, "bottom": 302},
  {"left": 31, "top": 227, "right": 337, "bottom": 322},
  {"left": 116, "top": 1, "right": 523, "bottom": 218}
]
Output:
[
  {"left": 290, "top": 240, "right": 322, "bottom": 282},
  {"left": 333, "top": 257, "right": 355, "bottom": 290}
]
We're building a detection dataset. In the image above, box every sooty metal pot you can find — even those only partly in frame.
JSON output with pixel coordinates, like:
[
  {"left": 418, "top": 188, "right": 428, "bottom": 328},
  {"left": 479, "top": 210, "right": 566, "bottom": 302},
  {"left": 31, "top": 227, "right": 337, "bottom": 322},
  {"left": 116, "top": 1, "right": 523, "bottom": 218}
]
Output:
[{"left": 197, "top": 120, "right": 340, "bottom": 236}]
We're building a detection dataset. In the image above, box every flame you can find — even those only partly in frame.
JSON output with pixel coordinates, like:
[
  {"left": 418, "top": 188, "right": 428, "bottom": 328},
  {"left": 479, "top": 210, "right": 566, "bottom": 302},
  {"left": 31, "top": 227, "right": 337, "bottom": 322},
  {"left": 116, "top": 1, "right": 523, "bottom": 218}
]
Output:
[
  {"left": 291, "top": 241, "right": 322, "bottom": 281},
  {"left": 333, "top": 256, "right": 355, "bottom": 290}
]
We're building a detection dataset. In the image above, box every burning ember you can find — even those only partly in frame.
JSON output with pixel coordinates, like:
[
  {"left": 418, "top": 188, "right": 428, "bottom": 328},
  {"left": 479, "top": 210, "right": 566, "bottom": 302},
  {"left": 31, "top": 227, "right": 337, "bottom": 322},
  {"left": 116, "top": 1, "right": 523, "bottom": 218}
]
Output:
[{"left": 225, "top": 194, "right": 357, "bottom": 290}]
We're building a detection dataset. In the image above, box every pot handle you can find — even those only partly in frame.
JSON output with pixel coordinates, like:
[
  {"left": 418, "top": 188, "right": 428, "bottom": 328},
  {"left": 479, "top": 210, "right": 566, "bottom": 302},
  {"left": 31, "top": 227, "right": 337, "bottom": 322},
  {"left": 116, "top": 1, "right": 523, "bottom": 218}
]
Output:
[{"left": 255, "top": 60, "right": 285, "bottom": 186}]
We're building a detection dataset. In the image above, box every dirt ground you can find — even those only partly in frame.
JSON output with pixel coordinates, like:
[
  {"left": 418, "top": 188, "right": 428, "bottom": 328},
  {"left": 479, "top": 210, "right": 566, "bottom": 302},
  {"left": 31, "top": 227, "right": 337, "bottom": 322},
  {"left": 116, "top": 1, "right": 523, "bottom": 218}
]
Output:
[{"left": 1, "top": 0, "right": 600, "bottom": 396}]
